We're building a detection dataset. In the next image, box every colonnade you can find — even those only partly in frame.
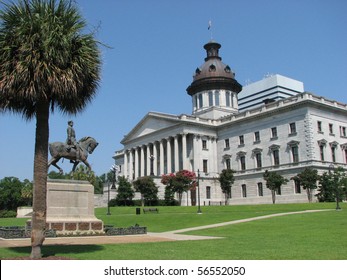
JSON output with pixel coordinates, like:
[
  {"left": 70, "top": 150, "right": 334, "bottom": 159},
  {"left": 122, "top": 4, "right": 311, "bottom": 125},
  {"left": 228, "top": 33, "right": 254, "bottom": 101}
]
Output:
[{"left": 123, "top": 133, "right": 217, "bottom": 180}]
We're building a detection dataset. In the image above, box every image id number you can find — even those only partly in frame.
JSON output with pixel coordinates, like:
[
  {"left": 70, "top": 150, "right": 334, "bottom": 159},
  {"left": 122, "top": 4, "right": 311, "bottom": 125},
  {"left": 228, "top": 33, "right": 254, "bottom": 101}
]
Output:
[{"left": 197, "top": 266, "right": 246, "bottom": 276}]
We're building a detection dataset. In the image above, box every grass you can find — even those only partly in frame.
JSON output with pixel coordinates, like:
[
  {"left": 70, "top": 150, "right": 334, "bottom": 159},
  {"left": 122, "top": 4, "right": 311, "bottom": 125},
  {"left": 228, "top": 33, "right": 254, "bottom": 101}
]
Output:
[{"left": 0, "top": 203, "right": 346, "bottom": 259}]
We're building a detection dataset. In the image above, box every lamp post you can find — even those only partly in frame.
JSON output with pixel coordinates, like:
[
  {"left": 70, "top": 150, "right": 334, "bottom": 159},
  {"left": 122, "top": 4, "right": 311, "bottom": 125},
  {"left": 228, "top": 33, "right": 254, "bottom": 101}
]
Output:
[
  {"left": 149, "top": 155, "right": 155, "bottom": 176},
  {"left": 197, "top": 169, "right": 202, "bottom": 214},
  {"left": 107, "top": 164, "right": 118, "bottom": 215}
]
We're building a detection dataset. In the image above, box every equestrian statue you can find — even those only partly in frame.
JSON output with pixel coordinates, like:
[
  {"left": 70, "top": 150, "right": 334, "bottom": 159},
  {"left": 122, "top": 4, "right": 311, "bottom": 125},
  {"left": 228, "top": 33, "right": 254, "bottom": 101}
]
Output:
[{"left": 48, "top": 121, "right": 99, "bottom": 174}]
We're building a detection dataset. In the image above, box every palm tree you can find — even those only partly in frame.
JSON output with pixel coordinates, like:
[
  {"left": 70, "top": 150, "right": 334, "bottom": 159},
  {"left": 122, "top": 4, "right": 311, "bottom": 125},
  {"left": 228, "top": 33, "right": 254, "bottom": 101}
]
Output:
[{"left": 0, "top": 0, "right": 101, "bottom": 259}]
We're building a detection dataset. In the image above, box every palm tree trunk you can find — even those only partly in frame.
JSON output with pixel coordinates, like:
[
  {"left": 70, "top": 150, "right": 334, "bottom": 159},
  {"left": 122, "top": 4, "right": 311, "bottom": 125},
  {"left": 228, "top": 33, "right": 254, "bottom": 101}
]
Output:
[{"left": 30, "top": 101, "right": 49, "bottom": 259}]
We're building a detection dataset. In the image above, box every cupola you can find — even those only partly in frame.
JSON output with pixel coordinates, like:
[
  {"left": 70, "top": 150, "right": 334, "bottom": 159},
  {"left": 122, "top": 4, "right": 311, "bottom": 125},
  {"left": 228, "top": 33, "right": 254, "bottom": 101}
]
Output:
[{"left": 186, "top": 41, "right": 242, "bottom": 119}]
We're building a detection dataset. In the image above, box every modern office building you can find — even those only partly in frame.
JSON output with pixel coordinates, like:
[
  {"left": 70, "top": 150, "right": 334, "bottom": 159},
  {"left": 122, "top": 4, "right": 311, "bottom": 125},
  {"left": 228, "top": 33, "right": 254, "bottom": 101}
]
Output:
[
  {"left": 113, "top": 40, "right": 347, "bottom": 205},
  {"left": 238, "top": 74, "right": 304, "bottom": 111}
]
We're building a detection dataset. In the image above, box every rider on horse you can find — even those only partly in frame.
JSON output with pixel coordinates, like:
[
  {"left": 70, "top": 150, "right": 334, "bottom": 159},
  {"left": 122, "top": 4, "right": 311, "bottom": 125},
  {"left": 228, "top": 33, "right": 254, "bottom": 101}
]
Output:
[{"left": 66, "top": 120, "right": 80, "bottom": 162}]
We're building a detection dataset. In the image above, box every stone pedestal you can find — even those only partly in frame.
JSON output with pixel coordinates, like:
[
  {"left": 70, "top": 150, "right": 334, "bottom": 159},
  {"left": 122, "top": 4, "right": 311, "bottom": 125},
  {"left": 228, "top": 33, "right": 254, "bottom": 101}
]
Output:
[{"left": 45, "top": 179, "right": 103, "bottom": 235}]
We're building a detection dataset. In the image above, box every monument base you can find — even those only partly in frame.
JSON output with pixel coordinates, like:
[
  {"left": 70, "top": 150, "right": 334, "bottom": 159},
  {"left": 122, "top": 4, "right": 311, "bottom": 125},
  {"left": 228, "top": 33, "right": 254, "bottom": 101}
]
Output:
[{"left": 44, "top": 179, "right": 104, "bottom": 235}]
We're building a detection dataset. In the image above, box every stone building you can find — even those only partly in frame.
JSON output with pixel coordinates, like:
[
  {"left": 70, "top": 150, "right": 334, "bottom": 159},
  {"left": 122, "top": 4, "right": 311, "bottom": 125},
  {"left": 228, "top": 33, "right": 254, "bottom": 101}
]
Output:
[{"left": 113, "top": 40, "right": 347, "bottom": 205}]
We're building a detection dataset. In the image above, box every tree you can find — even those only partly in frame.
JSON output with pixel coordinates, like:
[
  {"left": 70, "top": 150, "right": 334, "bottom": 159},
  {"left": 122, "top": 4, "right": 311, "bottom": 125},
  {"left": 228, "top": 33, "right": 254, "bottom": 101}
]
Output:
[
  {"left": 133, "top": 176, "right": 158, "bottom": 207},
  {"left": 317, "top": 172, "right": 335, "bottom": 202},
  {"left": 263, "top": 170, "right": 289, "bottom": 204},
  {"left": 115, "top": 176, "right": 135, "bottom": 206},
  {"left": 0, "top": 0, "right": 101, "bottom": 259},
  {"left": 218, "top": 169, "right": 235, "bottom": 205},
  {"left": 0, "top": 177, "right": 26, "bottom": 210},
  {"left": 21, "top": 179, "right": 33, "bottom": 206},
  {"left": 161, "top": 170, "right": 196, "bottom": 206},
  {"left": 291, "top": 168, "right": 319, "bottom": 202}
]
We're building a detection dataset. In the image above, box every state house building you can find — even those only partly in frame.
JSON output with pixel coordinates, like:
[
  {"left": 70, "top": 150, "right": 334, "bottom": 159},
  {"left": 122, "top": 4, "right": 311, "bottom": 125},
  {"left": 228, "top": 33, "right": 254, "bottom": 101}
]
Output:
[{"left": 113, "top": 40, "right": 347, "bottom": 205}]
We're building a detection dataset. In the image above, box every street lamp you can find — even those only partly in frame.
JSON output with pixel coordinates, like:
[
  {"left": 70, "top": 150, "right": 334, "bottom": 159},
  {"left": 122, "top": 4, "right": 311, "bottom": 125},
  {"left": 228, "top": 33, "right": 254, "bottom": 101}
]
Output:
[
  {"left": 149, "top": 155, "right": 155, "bottom": 176},
  {"left": 197, "top": 169, "right": 202, "bottom": 214},
  {"left": 107, "top": 164, "right": 118, "bottom": 215}
]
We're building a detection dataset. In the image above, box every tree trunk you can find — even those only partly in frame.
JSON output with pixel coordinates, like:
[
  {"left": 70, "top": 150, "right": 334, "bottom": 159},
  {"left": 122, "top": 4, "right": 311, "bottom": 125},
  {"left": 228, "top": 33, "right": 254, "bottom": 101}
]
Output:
[
  {"left": 271, "top": 190, "right": 276, "bottom": 204},
  {"left": 141, "top": 194, "right": 145, "bottom": 207},
  {"left": 30, "top": 101, "right": 49, "bottom": 259},
  {"left": 306, "top": 188, "right": 312, "bottom": 203}
]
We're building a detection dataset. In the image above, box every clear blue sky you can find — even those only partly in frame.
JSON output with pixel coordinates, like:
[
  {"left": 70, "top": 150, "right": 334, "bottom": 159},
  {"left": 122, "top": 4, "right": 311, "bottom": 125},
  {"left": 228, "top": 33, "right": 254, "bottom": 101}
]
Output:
[{"left": 1, "top": 0, "right": 346, "bottom": 181}]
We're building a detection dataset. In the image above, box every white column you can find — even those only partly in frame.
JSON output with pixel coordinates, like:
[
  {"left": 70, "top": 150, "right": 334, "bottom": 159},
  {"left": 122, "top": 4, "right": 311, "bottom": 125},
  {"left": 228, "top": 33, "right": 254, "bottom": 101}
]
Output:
[
  {"left": 134, "top": 147, "right": 139, "bottom": 179},
  {"left": 140, "top": 145, "right": 145, "bottom": 177},
  {"left": 166, "top": 137, "right": 172, "bottom": 173},
  {"left": 129, "top": 149, "right": 133, "bottom": 180},
  {"left": 182, "top": 133, "right": 187, "bottom": 170},
  {"left": 159, "top": 139, "right": 164, "bottom": 175},
  {"left": 123, "top": 150, "right": 128, "bottom": 178},
  {"left": 211, "top": 137, "right": 218, "bottom": 173},
  {"left": 193, "top": 134, "right": 201, "bottom": 171},
  {"left": 174, "top": 135, "right": 179, "bottom": 172},
  {"left": 153, "top": 142, "right": 157, "bottom": 176},
  {"left": 146, "top": 144, "right": 151, "bottom": 176}
]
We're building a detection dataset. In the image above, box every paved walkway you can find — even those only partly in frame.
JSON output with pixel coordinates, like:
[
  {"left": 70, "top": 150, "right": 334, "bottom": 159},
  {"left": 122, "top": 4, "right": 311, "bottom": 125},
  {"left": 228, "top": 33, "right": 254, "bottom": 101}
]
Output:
[{"left": 0, "top": 209, "right": 330, "bottom": 248}]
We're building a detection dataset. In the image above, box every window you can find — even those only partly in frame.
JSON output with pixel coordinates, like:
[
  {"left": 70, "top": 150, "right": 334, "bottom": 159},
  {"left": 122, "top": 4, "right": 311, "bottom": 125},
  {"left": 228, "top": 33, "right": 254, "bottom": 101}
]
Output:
[
  {"left": 289, "top": 122, "right": 296, "bottom": 134},
  {"left": 317, "top": 121, "right": 322, "bottom": 132},
  {"left": 225, "top": 158, "right": 231, "bottom": 170},
  {"left": 329, "top": 123, "right": 334, "bottom": 134},
  {"left": 255, "top": 152, "right": 262, "bottom": 168},
  {"left": 320, "top": 145, "right": 325, "bottom": 161},
  {"left": 258, "top": 182, "right": 263, "bottom": 196},
  {"left": 240, "top": 156, "right": 246, "bottom": 170},
  {"left": 239, "top": 135, "right": 244, "bottom": 145},
  {"left": 271, "top": 127, "right": 277, "bottom": 139},
  {"left": 198, "top": 94, "right": 203, "bottom": 108},
  {"left": 294, "top": 180, "right": 301, "bottom": 194},
  {"left": 341, "top": 126, "right": 347, "bottom": 137},
  {"left": 288, "top": 141, "right": 300, "bottom": 163},
  {"left": 225, "top": 139, "right": 230, "bottom": 149},
  {"left": 273, "top": 149, "right": 280, "bottom": 166},
  {"left": 225, "top": 91, "right": 231, "bottom": 107},
  {"left": 254, "top": 131, "right": 260, "bottom": 142},
  {"left": 331, "top": 146, "right": 336, "bottom": 162},
  {"left": 206, "top": 186, "right": 211, "bottom": 199},
  {"left": 276, "top": 186, "right": 282, "bottom": 195},
  {"left": 203, "top": 159, "right": 208, "bottom": 173},
  {"left": 202, "top": 140, "right": 207, "bottom": 150},
  {"left": 242, "top": 184, "right": 247, "bottom": 197},
  {"left": 292, "top": 146, "right": 299, "bottom": 163},
  {"left": 215, "top": 91, "right": 220, "bottom": 106},
  {"left": 208, "top": 91, "right": 213, "bottom": 106}
]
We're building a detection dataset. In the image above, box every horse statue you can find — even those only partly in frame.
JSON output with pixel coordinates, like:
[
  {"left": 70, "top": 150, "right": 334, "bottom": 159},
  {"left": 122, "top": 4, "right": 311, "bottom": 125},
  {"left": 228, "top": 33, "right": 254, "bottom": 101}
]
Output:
[{"left": 48, "top": 136, "right": 98, "bottom": 174}]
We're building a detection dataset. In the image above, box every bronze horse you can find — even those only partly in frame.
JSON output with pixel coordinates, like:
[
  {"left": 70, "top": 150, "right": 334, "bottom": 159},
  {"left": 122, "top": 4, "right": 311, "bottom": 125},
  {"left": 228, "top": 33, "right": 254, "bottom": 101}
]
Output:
[{"left": 48, "top": 136, "right": 98, "bottom": 174}]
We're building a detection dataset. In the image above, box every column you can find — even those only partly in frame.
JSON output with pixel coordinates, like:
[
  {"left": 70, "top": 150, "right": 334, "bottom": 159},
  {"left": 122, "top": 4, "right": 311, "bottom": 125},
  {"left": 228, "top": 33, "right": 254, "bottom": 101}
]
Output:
[
  {"left": 146, "top": 144, "right": 151, "bottom": 176},
  {"left": 159, "top": 139, "right": 164, "bottom": 175},
  {"left": 134, "top": 147, "right": 139, "bottom": 179},
  {"left": 182, "top": 133, "right": 187, "bottom": 170},
  {"left": 140, "top": 145, "right": 145, "bottom": 177},
  {"left": 210, "top": 137, "right": 218, "bottom": 173},
  {"left": 193, "top": 134, "right": 201, "bottom": 171},
  {"left": 174, "top": 135, "right": 179, "bottom": 172},
  {"left": 128, "top": 149, "right": 133, "bottom": 180},
  {"left": 123, "top": 150, "right": 128, "bottom": 178},
  {"left": 166, "top": 137, "right": 172, "bottom": 173},
  {"left": 153, "top": 142, "right": 157, "bottom": 176}
]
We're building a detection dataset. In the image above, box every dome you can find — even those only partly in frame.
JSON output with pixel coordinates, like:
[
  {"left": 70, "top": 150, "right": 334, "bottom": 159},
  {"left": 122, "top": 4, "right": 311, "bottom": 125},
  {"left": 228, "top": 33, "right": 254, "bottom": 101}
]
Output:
[{"left": 186, "top": 41, "right": 242, "bottom": 96}]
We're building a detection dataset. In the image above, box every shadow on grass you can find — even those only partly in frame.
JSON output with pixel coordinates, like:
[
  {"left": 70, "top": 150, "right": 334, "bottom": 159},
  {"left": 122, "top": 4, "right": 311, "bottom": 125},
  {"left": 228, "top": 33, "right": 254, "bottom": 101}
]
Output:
[{"left": 6, "top": 244, "right": 104, "bottom": 258}]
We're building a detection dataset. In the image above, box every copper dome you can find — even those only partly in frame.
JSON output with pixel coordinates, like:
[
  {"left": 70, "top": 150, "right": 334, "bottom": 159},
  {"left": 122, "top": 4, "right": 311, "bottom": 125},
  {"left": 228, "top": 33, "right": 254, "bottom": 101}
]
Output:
[{"left": 186, "top": 41, "right": 242, "bottom": 96}]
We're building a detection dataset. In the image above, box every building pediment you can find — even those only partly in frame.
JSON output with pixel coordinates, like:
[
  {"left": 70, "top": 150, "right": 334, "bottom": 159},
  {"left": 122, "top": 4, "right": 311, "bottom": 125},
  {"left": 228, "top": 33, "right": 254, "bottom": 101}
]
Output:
[{"left": 121, "top": 112, "right": 181, "bottom": 144}]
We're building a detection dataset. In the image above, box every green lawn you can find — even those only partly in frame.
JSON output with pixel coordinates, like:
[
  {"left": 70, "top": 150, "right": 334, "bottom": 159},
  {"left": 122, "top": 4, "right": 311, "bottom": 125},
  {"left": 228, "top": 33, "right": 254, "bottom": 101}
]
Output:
[{"left": 1, "top": 203, "right": 346, "bottom": 259}]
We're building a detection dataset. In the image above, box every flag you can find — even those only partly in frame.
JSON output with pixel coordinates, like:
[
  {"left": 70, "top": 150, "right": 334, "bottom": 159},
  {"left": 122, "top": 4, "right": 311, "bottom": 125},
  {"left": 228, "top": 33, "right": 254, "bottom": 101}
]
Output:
[{"left": 208, "top": 20, "right": 212, "bottom": 30}]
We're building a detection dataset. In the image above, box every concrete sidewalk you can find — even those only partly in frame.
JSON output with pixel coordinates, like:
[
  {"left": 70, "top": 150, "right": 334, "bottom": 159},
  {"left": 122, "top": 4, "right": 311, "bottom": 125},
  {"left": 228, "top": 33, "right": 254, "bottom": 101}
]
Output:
[{"left": 0, "top": 209, "right": 330, "bottom": 248}]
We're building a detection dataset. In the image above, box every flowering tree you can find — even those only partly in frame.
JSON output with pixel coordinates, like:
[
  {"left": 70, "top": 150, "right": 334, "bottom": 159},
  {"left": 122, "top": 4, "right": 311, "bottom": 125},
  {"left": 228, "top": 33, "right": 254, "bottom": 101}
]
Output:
[{"left": 161, "top": 170, "right": 196, "bottom": 205}]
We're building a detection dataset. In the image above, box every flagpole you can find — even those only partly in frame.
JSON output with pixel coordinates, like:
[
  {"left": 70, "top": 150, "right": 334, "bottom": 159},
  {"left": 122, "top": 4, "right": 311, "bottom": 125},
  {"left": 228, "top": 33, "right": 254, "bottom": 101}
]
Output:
[{"left": 208, "top": 20, "right": 213, "bottom": 40}]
